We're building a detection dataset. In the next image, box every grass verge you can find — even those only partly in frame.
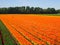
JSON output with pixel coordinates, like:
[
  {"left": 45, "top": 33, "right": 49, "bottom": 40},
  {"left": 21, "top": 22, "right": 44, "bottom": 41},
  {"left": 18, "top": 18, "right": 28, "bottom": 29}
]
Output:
[{"left": 0, "top": 20, "right": 20, "bottom": 45}]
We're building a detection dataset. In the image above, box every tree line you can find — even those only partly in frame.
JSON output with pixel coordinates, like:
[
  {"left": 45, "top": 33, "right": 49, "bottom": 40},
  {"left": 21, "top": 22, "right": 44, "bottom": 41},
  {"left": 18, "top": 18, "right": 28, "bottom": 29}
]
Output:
[{"left": 0, "top": 6, "right": 60, "bottom": 14}]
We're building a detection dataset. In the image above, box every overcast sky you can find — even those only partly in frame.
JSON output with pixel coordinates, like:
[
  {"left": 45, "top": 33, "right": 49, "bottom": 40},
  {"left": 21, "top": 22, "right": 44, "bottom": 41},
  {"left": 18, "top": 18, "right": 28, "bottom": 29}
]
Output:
[{"left": 0, "top": 0, "right": 60, "bottom": 9}]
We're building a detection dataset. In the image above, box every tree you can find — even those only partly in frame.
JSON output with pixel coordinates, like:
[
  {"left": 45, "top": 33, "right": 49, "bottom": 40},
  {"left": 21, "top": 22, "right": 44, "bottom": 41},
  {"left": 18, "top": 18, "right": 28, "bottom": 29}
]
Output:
[
  {"left": 8, "top": 7, "right": 16, "bottom": 13},
  {"left": 30, "top": 7, "right": 34, "bottom": 14},
  {"left": 50, "top": 8, "right": 56, "bottom": 14},
  {"left": 0, "top": 8, "right": 8, "bottom": 14},
  {"left": 46, "top": 8, "right": 56, "bottom": 14},
  {"left": 19, "top": 6, "right": 25, "bottom": 13},
  {"left": 25, "top": 6, "right": 31, "bottom": 13},
  {"left": 0, "top": 6, "right": 59, "bottom": 14},
  {"left": 57, "top": 9, "right": 60, "bottom": 14}
]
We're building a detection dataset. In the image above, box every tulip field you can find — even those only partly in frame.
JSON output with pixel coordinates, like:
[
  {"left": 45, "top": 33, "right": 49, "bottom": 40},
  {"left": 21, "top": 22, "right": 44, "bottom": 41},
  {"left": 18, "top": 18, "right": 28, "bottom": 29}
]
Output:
[{"left": 0, "top": 14, "right": 60, "bottom": 45}]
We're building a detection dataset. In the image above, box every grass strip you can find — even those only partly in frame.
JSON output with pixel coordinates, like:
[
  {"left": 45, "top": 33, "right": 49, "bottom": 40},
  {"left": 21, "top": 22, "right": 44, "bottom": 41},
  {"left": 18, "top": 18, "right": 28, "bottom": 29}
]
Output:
[{"left": 0, "top": 20, "right": 20, "bottom": 45}]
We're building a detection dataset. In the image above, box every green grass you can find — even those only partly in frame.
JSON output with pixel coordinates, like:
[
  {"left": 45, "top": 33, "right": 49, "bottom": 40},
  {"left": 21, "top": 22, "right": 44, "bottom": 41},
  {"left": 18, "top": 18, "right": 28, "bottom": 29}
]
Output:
[
  {"left": 40, "top": 14, "right": 60, "bottom": 16},
  {"left": 0, "top": 38, "right": 2, "bottom": 45},
  {"left": 32, "top": 14, "right": 60, "bottom": 16},
  {"left": 0, "top": 20, "right": 20, "bottom": 45}
]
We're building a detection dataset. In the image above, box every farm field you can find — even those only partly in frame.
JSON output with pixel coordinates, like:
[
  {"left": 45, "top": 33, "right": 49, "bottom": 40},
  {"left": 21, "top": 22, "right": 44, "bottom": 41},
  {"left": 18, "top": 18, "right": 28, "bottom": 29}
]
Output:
[{"left": 0, "top": 14, "right": 60, "bottom": 45}]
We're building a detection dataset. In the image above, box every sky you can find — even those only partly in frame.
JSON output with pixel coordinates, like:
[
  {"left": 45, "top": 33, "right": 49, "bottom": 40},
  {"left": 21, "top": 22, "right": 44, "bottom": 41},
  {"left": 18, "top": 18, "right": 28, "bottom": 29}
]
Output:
[{"left": 0, "top": 0, "right": 60, "bottom": 9}]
